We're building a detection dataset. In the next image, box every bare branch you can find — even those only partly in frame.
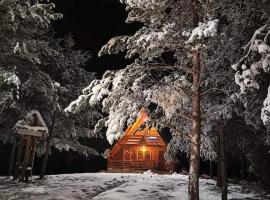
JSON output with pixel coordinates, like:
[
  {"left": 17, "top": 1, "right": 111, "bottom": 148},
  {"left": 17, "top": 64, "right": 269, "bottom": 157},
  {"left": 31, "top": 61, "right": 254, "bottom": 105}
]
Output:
[
  {"left": 201, "top": 99, "right": 232, "bottom": 119},
  {"left": 244, "top": 24, "right": 267, "bottom": 51}
]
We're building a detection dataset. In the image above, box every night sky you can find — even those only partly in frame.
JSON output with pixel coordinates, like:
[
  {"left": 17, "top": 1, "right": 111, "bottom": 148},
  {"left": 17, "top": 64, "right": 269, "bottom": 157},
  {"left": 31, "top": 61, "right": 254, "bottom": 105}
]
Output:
[{"left": 53, "top": 0, "right": 141, "bottom": 76}]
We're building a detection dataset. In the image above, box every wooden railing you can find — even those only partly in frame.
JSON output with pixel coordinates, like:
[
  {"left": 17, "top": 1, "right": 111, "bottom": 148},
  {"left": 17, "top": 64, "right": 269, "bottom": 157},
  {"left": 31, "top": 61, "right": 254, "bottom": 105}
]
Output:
[{"left": 108, "top": 159, "right": 157, "bottom": 170}]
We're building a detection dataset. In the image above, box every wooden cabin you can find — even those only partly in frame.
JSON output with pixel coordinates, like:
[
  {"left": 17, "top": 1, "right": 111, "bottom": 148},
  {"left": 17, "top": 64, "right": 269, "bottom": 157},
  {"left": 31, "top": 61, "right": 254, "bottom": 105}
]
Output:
[{"left": 107, "top": 109, "right": 169, "bottom": 172}]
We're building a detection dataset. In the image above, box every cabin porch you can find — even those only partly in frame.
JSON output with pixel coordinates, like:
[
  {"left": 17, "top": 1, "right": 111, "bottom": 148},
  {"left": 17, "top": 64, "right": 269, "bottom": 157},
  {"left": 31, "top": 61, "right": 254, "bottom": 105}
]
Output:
[
  {"left": 108, "top": 145, "right": 168, "bottom": 171},
  {"left": 108, "top": 159, "right": 158, "bottom": 171}
]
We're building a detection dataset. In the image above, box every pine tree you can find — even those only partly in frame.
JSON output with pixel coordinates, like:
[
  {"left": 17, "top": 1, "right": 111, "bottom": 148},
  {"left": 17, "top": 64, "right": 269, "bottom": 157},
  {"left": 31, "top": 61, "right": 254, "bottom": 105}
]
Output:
[
  {"left": 66, "top": 1, "right": 225, "bottom": 198},
  {"left": 0, "top": 0, "right": 62, "bottom": 140},
  {"left": 98, "top": 1, "right": 224, "bottom": 199},
  {"left": 0, "top": 0, "right": 100, "bottom": 177},
  {"left": 66, "top": 0, "right": 270, "bottom": 197}
]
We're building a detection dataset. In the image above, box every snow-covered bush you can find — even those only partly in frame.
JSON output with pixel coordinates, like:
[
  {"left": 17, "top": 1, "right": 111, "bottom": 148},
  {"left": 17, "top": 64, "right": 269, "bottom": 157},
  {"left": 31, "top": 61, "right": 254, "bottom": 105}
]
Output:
[{"left": 0, "top": 1, "right": 99, "bottom": 157}]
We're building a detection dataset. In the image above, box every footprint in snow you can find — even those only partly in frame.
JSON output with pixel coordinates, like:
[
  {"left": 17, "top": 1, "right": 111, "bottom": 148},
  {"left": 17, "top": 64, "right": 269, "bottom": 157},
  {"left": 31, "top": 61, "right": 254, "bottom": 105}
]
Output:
[
  {"left": 81, "top": 189, "right": 89, "bottom": 193},
  {"left": 140, "top": 189, "right": 148, "bottom": 192},
  {"left": 115, "top": 189, "right": 127, "bottom": 193}
]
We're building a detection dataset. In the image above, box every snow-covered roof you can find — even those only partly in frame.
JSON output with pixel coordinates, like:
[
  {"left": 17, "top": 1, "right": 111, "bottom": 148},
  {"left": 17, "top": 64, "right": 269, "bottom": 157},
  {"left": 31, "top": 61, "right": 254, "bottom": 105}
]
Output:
[{"left": 15, "top": 110, "right": 49, "bottom": 138}]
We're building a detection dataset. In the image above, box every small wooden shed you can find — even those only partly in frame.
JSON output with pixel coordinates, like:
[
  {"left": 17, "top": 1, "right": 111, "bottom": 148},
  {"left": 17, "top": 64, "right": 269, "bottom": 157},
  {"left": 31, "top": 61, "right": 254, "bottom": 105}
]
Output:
[
  {"left": 10, "top": 110, "right": 48, "bottom": 182},
  {"left": 107, "top": 108, "right": 169, "bottom": 172}
]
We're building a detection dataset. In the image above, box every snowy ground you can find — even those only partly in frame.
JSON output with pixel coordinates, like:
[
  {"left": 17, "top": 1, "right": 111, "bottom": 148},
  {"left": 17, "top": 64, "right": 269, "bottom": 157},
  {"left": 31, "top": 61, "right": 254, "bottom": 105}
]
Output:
[{"left": 0, "top": 172, "right": 269, "bottom": 200}]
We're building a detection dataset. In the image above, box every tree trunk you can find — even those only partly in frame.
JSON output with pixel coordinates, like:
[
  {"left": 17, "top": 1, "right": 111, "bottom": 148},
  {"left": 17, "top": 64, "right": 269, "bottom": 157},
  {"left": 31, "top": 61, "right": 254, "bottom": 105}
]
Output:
[
  {"left": 7, "top": 140, "right": 17, "bottom": 177},
  {"left": 188, "top": 48, "right": 201, "bottom": 200},
  {"left": 13, "top": 135, "right": 24, "bottom": 180},
  {"left": 20, "top": 136, "right": 32, "bottom": 182},
  {"left": 240, "top": 152, "right": 245, "bottom": 180},
  {"left": 40, "top": 138, "right": 51, "bottom": 179},
  {"left": 220, "top": 123, "right": 227, "bottom": 200},
  {"left": 30, "top": 138, "right": 37, "bottom": 177},
  {"left": 216, "top": 135, "right": 221, "bottom": 187},
  {"left": 40, "top": 113, "right": 56, "bottom": 179},
  {"left": 188, "top": 0, "right": 201, "bottom": 199},
  {"left": 209, "top": 160, "right": 213, "bottom": 179}
]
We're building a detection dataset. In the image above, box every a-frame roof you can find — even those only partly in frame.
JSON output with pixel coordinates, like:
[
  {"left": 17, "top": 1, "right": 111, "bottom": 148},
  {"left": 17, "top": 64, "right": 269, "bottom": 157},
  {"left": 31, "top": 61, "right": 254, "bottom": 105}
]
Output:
[{"left": 109, "top": 108, "right": 166, "bottom": 156}]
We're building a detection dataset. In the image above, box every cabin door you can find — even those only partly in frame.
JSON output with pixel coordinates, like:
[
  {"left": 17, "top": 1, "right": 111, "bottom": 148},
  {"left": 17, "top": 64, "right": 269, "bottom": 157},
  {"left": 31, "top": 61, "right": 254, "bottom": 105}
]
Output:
[{"left": 158, "top": 151, "right": 166, "bottom": 170}]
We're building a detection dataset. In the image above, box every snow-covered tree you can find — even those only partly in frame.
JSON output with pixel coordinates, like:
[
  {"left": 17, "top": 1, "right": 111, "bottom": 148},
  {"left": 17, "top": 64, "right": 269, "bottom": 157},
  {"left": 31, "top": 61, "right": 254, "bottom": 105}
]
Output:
[
  {"left": 229, "top": 0, "right": 270, "bottom": 141},
  {"left": 233, "top": 24, "right": 270, "bottom": 135},
  {"left": 0, "top": 0, "right": 62, "bottom": 140},
  {"left": 66, "top": 64, "right": 191, "bottom": 143},
  {"left": 65, "top": 0, "right": 270, "bottom": 197},
  {"left": 217, "top": 0, "right": 270, "bottom": 187},
  {"left": 0, "top": 0, "right": 101, "bottom": 178},
  {"left": 66, "top": 0, "right": 235, "bottom": 198},
  {"left": 99, "top": 1, "right": 236, "bottom": 199}
]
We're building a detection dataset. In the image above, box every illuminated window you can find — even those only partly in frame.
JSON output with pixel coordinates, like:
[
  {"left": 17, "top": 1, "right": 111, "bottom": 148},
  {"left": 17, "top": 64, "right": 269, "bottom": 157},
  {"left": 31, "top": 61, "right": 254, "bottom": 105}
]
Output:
[
  {"left": 123, "top": 149, "right": 130, "bottom": 160},
  {"left": 138, "top": 151, "right": 144, "bottom": 160},
  {"left": 131, "top": 149, "right": 136, "bottom": 160},
  {"left": 145, "top": 151, "right": 151, "bottom": 160},
  {"left": 138, "top": 146, "right": 151, "bottom": 161}
]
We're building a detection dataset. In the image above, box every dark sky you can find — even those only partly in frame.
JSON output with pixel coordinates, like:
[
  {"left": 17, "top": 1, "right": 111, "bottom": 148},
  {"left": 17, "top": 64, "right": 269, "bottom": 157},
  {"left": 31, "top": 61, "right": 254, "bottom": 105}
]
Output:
[{"left": 53, "top": 0, "right": 141, "bottom": 77}]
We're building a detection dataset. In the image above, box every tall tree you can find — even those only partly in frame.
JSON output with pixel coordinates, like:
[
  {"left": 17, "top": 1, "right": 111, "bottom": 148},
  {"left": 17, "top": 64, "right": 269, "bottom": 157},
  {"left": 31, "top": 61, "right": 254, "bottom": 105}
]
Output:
[
  {"left": 66, "top": 0, "right": 232, "bottom": 199},
  {"left": 67, "top": 0, "right": 270, "bottom": 198},
  {"left": 188, "top": 1, "right": 201, "bottom": 198},
  {"left": 98, "top": 1, "right": 228, "bottom": 199},
  {"left": 0, "top": 0, "right": 100, "bottom": 177}
]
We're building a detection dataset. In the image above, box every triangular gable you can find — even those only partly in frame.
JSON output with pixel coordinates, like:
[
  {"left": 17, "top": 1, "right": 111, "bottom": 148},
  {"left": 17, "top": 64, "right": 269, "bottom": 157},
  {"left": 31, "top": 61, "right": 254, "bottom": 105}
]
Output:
[
  {"left": 125, "top": 108, "right": 149, "bottom": 136},
  {"left": 110, "top": 108, "right": 166, "bottom": 156}
]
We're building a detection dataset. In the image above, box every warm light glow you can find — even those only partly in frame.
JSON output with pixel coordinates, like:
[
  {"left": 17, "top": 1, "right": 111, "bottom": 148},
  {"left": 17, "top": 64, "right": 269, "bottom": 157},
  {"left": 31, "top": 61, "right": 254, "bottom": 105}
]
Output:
[{"left": 141, "top": 145, "right": 147, "bottom": 153}]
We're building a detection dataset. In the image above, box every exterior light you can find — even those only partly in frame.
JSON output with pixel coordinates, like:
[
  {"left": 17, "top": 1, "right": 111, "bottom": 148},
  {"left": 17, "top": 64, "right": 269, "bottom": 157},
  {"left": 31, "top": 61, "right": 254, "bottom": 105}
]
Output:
[{"left": 142, "top": 145, "right": 147, "bottom": 153}]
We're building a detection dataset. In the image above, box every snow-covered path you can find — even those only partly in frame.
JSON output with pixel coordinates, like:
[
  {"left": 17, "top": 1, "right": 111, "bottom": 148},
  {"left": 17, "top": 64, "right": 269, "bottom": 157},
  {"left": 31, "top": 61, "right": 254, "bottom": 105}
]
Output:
[{"left": 0, "top": 172, "right": 269, "bottom": 200}]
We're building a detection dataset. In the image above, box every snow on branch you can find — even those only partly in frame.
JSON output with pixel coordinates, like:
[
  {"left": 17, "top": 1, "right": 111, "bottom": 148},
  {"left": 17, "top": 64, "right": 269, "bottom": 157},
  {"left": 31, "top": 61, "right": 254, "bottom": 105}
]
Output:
[
  {"left": 52, "top": 138, "right": 99, "bottom": 157},
  {"left": 165, "top": 133, "right": 216, "bottom": 163},
  {"left": 64, "top": 95, "right": 90, "bottom": 113},
  {"left": 29, "top": 3, "right": 62, "bottom": 27},
  {"left": 98, "top": 36, "right": 129, "bottom": 57},
  {"left": 3, "top": 72, "right": 21, "bottom": 100},
  {"left": 4, "top": 73, "right": 20, "bottom": 89},
  {"left": 66, "top": 65, "right": 191, "bottom": 144},
  {"left": 261, "top": 86, "right": 270, "bottom": 128},
  {"left": 232, "top": 25, "right": 270, "bottom": 93},
  {"left": 244, "top": 25, "right": 268, "bottom": 52},
  {"left": 121, "top": 0, "right": 168, "bottom": 10},
  {"left": 232, "top": 24, "right": 270, "bottom": 131},
  {"left": 182, "top": 19, "right": 219, "bottom": 44}
]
